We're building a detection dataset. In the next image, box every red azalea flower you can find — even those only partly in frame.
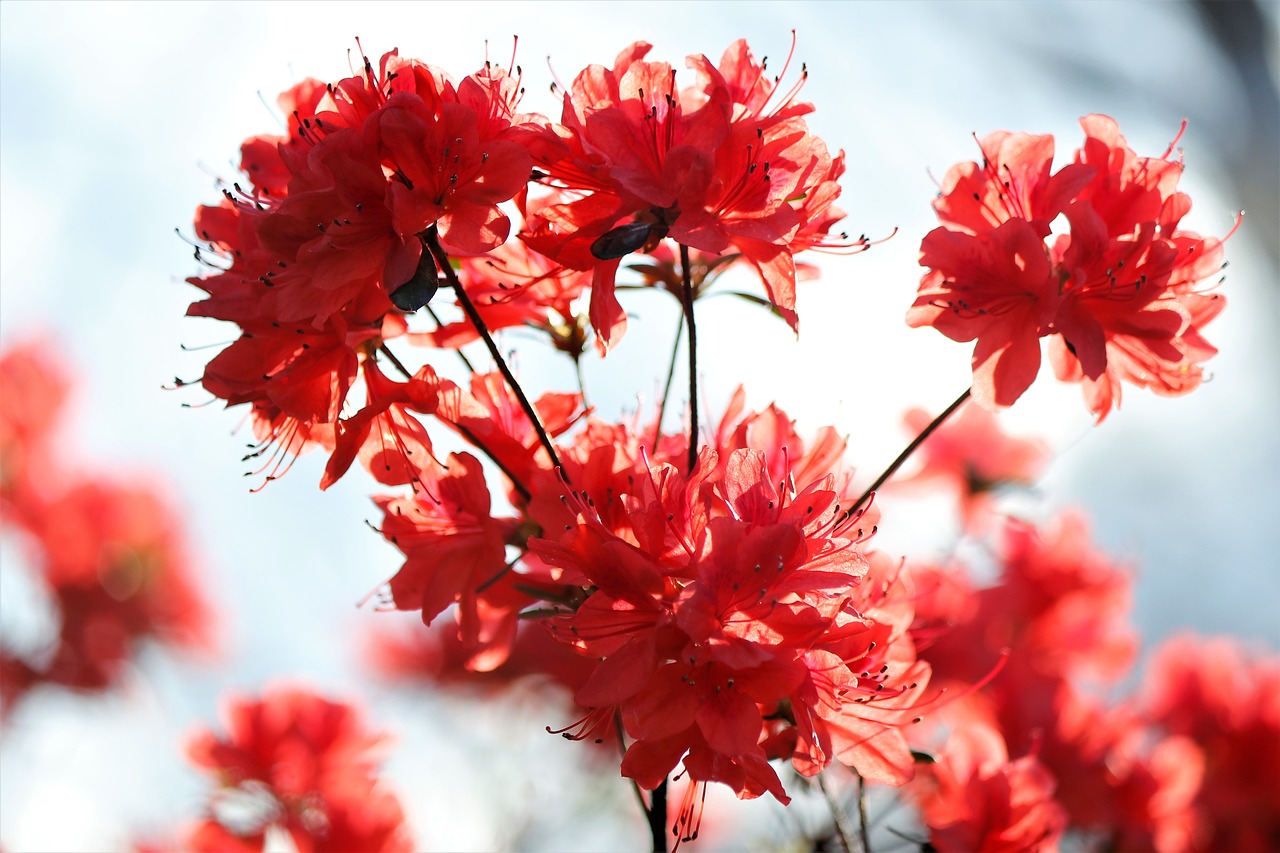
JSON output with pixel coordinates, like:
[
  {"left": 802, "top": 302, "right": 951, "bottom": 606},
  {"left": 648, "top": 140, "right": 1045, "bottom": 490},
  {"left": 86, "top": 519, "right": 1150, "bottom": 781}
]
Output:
[
  {"left": 185, "top": 686, "right": 411, "bottom": 853},
  {"left": 930, "top": 129, "right": 1093, "bottom": 238},
  {"left": 913, "top": 511, "right": 1208, "bottom": 849},
  {"left": 910, "top": 116, "right": 1233, "bottom": 418},
  {"left": 0, "top": 338, "right": 70, "bottom": 510},
  {"left": 911, "top": 704, "right": 1067, "bottom": 853},
  {"left": 785, "top": 550, "right": 932, "bottom": 786},
  {"left": 1, "top": 476, "right": 214, "bottom": 711},
  {"left": 922, "top": 511, "right": 1136, "bottom": 688},
  {"left": 434, "top": 371, "right": 585, "bottom": 501},
  {"left": 522, "top": 38, "right": 856, "bottom": 352},
  {"left": 526, "top": 398, "right": 932, "bottom": 803},
  {"left": 319, "top": 358, "right": 441, "bottom": 490},
  {"left": 1144, "top": 635, "right": 1280, "bottom": 852},
  {"left": 1, "top": 342, "right": 215, "bottom": 714},
  {"left": 376, "top": 452, "right": 529, "bottom": 664},
  {"left": 183, "top": 46, "right": 549, "bottom": 482},
  {"left": 908, "top": 218, "right": 1058, "bottom": 408}
]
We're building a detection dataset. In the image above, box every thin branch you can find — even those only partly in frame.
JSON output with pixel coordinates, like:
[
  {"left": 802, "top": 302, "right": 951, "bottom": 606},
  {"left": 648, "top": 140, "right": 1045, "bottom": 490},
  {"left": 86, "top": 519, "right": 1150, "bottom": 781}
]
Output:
[
  {"left": 378, "top": 344, "right": 414, "bottom": 380},
  {"left": 424, "top": 228, "right": 565, "bottom": 473},
  {"left": 817, "top": 772, "right": 857, "bottom": 853},
  {"left": 424, "top": 304, "right": 477, "bottom": 373},
  {"left": 678, "top": 243, "right": 698, "bottom": 474},
  {"left": 651, "top": 310, "right": 685, "bottom": 453},
  {"left": 650, "top": 776, "right": 668, "bottom": 853},
  {"left": 856, "top": 770, "right": 871, "bottom": 853},
  {"left": 450, "top": 422, "right": 533, "bottom": 503},
  {"left": 836, "top": 387, "right": 972, "bottom": 527}
]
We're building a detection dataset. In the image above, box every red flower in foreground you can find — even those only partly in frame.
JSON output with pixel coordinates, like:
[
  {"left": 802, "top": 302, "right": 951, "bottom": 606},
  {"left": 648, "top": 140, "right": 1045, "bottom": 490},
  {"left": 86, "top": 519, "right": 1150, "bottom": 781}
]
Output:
[
  {"left": 522, "top": 38, "right": 861, "bottom": 352},
  {"left": 909, "top": 115, "right": 1233, "bottom": 419},
  {"left": 185, "top": 686, "right": 412, "bottom": 853},
  {"left": 183, "top": 48, "right": 544, "bottom": 488},
  {"left": 512, "top": 395, "right": 931, "bottom": 834}
]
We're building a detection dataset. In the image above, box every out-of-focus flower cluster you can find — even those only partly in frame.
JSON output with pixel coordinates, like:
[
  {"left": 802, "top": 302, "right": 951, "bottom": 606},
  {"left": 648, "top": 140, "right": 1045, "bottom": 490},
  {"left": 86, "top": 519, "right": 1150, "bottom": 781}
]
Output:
[
  {"left": 0, "top": 341, "right": 213, "bottom": 714},
  {"left": 180, "top": 686, "right": 412, "bottom": 852},
  {"left": 882, "top": 407, "right": 1279, "bottom": 852}
]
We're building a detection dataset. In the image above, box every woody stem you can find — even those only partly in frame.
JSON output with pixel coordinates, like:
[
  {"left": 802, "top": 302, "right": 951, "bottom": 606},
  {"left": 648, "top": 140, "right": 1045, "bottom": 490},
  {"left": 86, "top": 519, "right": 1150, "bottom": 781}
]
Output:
[
  {"left": 650, "top": 777, "right": 668, "bottom": 853},
  {"left": 817, "top": 772, "right": 857, "bottom": 852},
  {"left": 838, "top": 387, "right": 972, "bottom": 525},
  {"left": 679, "top": 243, "right": 698, "bottom": 473},
  {"left": 377, "top": 343, "right": 413, "bottom": 380},
  {"left": 856, "top": 770, "right": 871, "bottom": 853},
  {"left": 651, "top": 310, "right": 685, "bottom": 452},
  {"left": 424, "top": 228, "right": 565, "bottom": 474},
  {"left": 424, "top": 304, "right": 477, "bottom": 373}
]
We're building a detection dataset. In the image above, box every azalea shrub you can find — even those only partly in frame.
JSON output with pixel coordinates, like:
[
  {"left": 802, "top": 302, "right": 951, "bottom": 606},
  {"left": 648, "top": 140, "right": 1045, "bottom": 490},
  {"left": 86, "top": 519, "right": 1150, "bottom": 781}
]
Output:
[{"left": 155, "top": 34, "right": 1278, "bottom": 853}]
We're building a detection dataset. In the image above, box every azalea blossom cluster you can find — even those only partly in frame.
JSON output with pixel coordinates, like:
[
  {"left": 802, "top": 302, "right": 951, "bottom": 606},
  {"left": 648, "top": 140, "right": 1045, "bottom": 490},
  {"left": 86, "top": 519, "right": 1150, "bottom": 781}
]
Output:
[
  {"left": 877, "top": 411, "right": 1279, "bottom": 852},
  {"left": 180, "top": 686, "right": 411, "bottom": 852},
  {"left": 369, "top": 399, "right": 1280, "bottom": 851},
  {"left": 184, "top": 38, "right": 852, "bottom": 493},
  {"left": 176, "top": 34, "right": 1256, "bottom": 851},
  {"left": 0, "top": 341, "right": 213, "bottom": 714},
  {"left": 908, "top": 116, "right": 1235, "bottom": 420}
]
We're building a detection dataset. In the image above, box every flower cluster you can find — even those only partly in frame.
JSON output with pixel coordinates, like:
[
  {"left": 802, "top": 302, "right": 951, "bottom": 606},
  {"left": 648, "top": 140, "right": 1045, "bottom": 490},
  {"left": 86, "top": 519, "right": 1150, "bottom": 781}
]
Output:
[
  {"left": 175, "top": 35, "right": 1255, "bottom": 852},
  {"left": 1143, "top": 636, "right": 1280, "bottom": 851},
  {"left": 908, "top": 116, "right": 1235, "bottom": 420},
  {"left": 0, "top": 341, "right": 213, "bottom": 714},
  {"left": 535, "top": 397, "right": 931, "bottom": 822},
  {"left": 521, "top": 38, "right": 857, "bottom": 351},
  {"left": 183, "top": 39, "right": 853, "bottom": 495},
  {"left": 370, "top": 388, "right": 935, "bottom": 839},
  {"left": 186, "top": 49, "right": 539, "bottom": 488},
  {"left": 898, "top": 500, "right": 1277, "bottom": 852},
  {"left": 183, "top": 686, "right": 412, "bottom": 852}
]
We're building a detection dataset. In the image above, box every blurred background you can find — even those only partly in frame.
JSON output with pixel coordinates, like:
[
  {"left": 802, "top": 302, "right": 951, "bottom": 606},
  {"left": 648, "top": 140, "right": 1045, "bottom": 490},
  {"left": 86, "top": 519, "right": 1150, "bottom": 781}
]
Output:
[{"left": 1, "top": 1, "right": 1277, "bottom": 849}]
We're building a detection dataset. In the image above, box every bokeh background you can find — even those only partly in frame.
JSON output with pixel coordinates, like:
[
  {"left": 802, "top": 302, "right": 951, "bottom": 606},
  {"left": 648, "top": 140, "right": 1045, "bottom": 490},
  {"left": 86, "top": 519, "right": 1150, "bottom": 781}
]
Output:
[{"left": 1, "top": 1, "right": 1277, "bottom": 849}]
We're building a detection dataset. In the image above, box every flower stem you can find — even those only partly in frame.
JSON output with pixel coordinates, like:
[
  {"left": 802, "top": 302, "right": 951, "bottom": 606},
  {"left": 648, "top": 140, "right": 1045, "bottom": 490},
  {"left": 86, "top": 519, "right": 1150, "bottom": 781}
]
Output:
[
  {"left": 651, "top": 310, "right": 685, "bottom": 453},
  {"left": 424, "top": 228, "right": 565, "bottom": 474},
  {"left": 424, "top": 304, "right": 477, "bottom": 373},
  {"left": 856, "top": 770, "right": 871, "bottom": 853},
  {"left": 377, "top": 343, "right": 414, "bottom": 380},
  {"left": 837, "top": 387, "right": 972, "bottom": 527},
  {"left": 650, "top": 777, "right": 668, "bottom": 852},
  {"left": 817, "top": 771, "right": 857, "bottom": 852},
  {"left": 679, "top": 243, "right": 698, "bottom": 473}
]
